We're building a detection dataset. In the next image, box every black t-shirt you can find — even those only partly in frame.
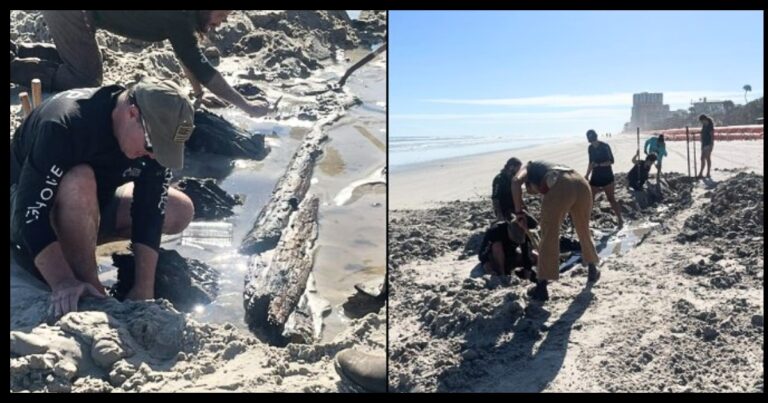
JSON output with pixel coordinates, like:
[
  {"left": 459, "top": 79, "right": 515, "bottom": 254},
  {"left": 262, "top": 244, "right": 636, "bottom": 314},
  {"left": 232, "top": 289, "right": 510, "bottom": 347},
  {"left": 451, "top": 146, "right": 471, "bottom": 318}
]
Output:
[
  {"left": 587, "top": 141, "right": 614, "bottom": 172},
  {"left": 91, "top": 10, "right": 216, "bottom": 84},
  {"left": 10, "top": 85, "right": 171, "bottom": 258},
  {"left": 492, "top": 171, "right": 515, "bottom": 218},
  {"left": 627, "top": 162, "right": 651, "bottom": 190},
  {"left": 701, "top": 123, "right": 714, "bottom": 146},
  {"left": 526, "top": 160, "right": 555, "bottom": 187}
]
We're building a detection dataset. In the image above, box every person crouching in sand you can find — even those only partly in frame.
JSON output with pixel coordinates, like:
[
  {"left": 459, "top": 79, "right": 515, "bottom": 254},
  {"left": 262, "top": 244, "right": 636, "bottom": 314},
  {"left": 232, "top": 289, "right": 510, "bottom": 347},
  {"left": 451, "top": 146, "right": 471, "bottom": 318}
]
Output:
[{"left": 511, "top": 160, "right": 601, "bottom": 303}]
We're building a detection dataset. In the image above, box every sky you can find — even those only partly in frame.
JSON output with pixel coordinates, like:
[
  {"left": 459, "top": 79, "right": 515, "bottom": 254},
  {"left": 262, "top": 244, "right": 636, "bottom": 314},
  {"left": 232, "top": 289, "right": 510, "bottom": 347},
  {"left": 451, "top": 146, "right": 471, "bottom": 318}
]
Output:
[{"left": 390, "top": 11, "right": 765, "bottom": 140}]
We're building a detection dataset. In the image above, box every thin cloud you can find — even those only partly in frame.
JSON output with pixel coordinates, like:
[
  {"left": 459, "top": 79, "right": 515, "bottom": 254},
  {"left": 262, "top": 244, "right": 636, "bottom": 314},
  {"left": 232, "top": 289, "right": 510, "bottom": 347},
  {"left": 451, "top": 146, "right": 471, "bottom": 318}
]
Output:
[
  {"left": 392, "top": 108, "right": 627, "bottom": 121},
  {"left": 424, "top": 90, "right": 762, "bottom": 109}
]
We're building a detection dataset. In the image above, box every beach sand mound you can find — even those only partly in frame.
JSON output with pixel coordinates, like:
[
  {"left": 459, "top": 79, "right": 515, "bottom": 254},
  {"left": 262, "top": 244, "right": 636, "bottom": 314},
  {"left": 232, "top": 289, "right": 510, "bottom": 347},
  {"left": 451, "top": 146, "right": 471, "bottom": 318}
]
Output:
[
  {"left": 10, "top": 10, "right": 374, "bottom": 88},
  {"left": 10, "top": 271, "right": 385, "bottom": 392},
  {"left": 388, "top": 171, "right": 762, "bottom": 392}
]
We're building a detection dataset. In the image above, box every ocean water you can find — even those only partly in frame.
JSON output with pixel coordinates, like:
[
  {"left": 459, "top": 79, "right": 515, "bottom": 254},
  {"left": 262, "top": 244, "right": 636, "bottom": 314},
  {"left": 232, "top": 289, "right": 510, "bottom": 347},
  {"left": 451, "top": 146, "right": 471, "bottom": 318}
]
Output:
[{"left": 389, "top": 133, "right": 571, "bottom": 169}]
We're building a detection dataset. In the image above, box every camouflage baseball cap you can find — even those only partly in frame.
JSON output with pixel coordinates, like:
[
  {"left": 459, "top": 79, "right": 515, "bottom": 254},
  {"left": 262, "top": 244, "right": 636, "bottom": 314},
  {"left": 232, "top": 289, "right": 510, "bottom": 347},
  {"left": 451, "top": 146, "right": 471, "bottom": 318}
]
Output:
[{"left": 133, "top": 79, "right": 195, "bottom": 169}]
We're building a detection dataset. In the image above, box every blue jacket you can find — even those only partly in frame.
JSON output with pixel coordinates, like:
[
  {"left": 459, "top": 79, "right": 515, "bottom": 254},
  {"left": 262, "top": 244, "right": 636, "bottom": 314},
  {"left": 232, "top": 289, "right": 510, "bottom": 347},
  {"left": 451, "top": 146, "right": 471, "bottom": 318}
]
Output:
[{"left": 644, "top": 137, "right": 668, "bottom": 162}]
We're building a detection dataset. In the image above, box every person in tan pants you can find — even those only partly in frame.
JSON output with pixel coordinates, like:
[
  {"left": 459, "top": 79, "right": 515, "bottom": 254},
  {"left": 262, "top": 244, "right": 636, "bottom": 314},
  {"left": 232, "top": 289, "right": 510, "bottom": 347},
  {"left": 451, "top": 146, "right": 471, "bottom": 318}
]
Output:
[{"left": 511, "top": 160, "right": 601, "bottom": 302}]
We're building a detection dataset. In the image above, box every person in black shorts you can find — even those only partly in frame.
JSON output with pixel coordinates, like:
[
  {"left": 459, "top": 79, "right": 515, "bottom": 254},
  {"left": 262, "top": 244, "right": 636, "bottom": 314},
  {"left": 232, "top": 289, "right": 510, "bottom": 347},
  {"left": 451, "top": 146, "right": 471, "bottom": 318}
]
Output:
[
  {"left": 627, "top": 152, "right": 658, "bottom": 191},
  {"left": 584, "top": 129, "right": 623, "bottom": 228},
  {"left": 697, "top": 114, "right": 715, "bottom": 179}
]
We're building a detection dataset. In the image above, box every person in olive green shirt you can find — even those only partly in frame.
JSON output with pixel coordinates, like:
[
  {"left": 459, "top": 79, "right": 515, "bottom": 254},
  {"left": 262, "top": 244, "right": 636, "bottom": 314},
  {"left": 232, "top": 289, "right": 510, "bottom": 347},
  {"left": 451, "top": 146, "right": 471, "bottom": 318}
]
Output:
[{"left": 11, "top": 11, "right": 270, "bottom": 118}]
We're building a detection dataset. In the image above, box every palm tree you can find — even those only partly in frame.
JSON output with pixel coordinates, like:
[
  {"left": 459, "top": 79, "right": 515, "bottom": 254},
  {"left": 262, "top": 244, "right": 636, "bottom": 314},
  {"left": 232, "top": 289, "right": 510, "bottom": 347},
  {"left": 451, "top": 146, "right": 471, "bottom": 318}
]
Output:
[{"left": 743, "top": 84, "right": 752, "bottom": 103}]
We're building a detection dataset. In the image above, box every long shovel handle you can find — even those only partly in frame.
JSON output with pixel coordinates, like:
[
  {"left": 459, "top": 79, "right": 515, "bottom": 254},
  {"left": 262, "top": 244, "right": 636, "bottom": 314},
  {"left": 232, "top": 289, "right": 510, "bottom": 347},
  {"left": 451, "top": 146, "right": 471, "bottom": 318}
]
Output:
[{"left": 337, "top": 42, "right": 387, "bottom": 87}]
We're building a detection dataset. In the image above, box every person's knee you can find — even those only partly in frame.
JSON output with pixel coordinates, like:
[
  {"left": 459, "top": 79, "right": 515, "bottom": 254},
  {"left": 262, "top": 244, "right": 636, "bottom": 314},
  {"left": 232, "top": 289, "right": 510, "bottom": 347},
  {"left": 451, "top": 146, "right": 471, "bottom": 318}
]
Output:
[{"left": 163, "top": 193, "right": 194, "bottom": 234}]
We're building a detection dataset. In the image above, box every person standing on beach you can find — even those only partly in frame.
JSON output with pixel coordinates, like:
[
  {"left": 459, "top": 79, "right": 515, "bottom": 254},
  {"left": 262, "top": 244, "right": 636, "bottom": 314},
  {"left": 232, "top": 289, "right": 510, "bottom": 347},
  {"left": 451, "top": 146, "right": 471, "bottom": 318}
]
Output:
[
  {"left": 10, "top": 79, "right": 196, "bottom": 318},
  {"left": 644, "top": 134, "right": 668, "bottom": 181},
  {"left": 511, "top": 160, "right": 601, "bottom": 303},
  {"left": 697, "top": 114, "right": 716, "bottom": 178},
  {"left": 10, "top": 11, "right": 270, "bottom": 118},
  {"left": 584, "top": 129, "right": 623, "bottom": 228}
]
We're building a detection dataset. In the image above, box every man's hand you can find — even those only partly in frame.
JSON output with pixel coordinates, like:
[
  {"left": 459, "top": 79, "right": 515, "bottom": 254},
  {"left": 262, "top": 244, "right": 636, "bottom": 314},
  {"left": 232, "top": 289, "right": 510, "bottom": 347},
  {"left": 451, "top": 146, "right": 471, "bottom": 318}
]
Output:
[
  {"left": 49, "top": 278, "right": 106, "bottom": 319},
  {"left": 193, "top": 92, "right": 229, "bottom": 109},
  {"left": 514, "top": 212, "right": 528, "bottom": 232},
  {"left": 242, "top": 99, "right": 270, "bottom": 118}
]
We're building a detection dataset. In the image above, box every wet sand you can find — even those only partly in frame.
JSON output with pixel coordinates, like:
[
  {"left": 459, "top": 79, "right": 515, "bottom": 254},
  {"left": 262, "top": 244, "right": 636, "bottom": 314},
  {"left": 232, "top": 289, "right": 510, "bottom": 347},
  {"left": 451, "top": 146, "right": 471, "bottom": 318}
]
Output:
[{"left": 10, "top": 10, "right": 386, "bottom": 393}]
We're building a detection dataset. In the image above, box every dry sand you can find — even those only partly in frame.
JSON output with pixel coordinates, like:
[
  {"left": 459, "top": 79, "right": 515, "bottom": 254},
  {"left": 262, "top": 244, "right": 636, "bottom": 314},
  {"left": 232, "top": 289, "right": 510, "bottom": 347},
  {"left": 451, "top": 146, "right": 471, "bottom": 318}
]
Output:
[
  {"left": 388, "top": 137, "right": 763, "bottom": 392},
  {"left": 391, "top": 134, "right": 763, "bottom": 210}
]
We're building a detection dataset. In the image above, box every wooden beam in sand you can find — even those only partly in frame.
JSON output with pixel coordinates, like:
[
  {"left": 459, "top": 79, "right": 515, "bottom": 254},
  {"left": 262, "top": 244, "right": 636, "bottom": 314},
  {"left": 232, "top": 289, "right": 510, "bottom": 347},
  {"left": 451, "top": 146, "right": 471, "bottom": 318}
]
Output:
[
  {"left": 243, "top": 195, "right": 319, "bottom": 346},
  {"left": 19, "top": 92, "right": 32, "bottom": 118},
  {"left": 31, "top": 79, "right": 42, "bottom": 108},
  {"left": 685, "top": 126, "right": 691, "bottom": 177},
  {"left": 239, "top": 95, "right": 359, "bottom": 255}
]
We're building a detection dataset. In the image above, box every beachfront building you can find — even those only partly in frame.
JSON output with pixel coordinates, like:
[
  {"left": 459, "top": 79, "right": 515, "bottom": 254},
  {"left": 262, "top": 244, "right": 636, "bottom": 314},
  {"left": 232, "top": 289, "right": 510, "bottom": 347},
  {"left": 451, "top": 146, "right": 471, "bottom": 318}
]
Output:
[
  {"left": 692, "top": 97, "right": 734, "bottom": 116},
  {"left": 628, "top": 92, "right": 671, "bottom": 130}
]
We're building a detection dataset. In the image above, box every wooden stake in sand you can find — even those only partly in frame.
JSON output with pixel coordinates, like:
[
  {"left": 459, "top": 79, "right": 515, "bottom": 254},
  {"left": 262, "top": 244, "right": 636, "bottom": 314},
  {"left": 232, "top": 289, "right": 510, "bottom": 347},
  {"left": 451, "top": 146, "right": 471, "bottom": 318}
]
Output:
[
  {"left": 31, "top": 79, "right": 42, "bottom": 108},
  {"left": 19, "top": 92, "right": 32, "bottom": 118},
  {"left": 685, "top": 126, "right": 691, "bottom": 177}
]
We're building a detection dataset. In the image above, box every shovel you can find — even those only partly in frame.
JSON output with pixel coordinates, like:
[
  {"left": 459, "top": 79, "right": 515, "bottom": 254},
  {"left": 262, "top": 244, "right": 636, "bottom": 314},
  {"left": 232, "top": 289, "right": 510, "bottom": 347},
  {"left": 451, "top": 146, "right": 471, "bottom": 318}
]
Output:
[{"left": 304, "top": 42, "right": 387, "bottom": 96}]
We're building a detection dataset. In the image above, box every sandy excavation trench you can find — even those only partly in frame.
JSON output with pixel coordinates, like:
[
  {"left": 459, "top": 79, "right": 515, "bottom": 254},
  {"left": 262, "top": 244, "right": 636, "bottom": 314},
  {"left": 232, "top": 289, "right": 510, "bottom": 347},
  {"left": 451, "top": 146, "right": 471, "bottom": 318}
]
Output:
[
  {"left": 10, "top": 10, "right": 386, "bottom": 392},
  {"left": 388, "top": 169, "right": 763, "bottom": 392}
]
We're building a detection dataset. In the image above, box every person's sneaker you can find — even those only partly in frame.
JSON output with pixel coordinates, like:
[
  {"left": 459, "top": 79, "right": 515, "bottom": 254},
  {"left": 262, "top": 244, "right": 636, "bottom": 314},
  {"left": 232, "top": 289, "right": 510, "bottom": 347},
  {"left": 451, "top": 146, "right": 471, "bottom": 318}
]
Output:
[
  {"left": 526, "top": 282, "right": 549, "bottom": 302},
  {"left": 588, "top": 264, "right": 601, "bottom": 283},
  {"left": 334, "top": 348, "right": 386, "bottom": 393}
]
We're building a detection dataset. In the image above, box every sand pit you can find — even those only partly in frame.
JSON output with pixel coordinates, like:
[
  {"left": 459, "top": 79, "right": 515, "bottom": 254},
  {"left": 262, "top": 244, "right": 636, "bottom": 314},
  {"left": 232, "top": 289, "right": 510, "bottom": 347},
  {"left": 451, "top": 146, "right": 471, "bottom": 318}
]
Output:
[
  {"left": 389, "top": 169, "right": 763, "bottom": 392},
  {"left": 10, "top": 10, "right": 386, "bottom": 392}
]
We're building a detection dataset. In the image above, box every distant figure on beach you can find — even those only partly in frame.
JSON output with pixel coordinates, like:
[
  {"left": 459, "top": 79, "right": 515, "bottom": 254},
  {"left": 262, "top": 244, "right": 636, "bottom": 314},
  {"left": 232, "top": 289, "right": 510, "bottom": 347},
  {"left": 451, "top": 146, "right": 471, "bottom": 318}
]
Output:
[
  {"left": 511, "top": 160, "right": 601, "bottom": 303},
  {"left": 697, "top": 114, "right": 715, "bottom": 179},
  {"left": 584, "top": 129, "right": 623, "bottom": 228},
  {"left": 10, "top": 11, "right": 270, "bottom": 117},
  {"left": 644, "top": 134, "right": 667, "bottom": 181},
  {"left": 485, "top": 157, "right": 537, "bottom": 279},
  {"left": 10, "top": 80, "right": 196, "bottom": 318},
  {"left": 627, "top": 152, "right": 658, "bottom": 191}
]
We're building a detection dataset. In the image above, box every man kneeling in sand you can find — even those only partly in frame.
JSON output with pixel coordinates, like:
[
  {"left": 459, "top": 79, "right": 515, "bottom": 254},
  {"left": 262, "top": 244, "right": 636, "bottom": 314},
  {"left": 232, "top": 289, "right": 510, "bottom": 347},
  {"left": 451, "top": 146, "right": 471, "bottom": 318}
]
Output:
[
  {"left": 487, "top": 157, "right": 538, "bottom": 279},
  {"left": 10, "top": 79, "right": 196, "bottom": 318},
  {"left": 478, "top": 219, "right": 539, "bottom": 280},
  {"left": 511, "top": 160, "right": 601, "bottom": 302}
]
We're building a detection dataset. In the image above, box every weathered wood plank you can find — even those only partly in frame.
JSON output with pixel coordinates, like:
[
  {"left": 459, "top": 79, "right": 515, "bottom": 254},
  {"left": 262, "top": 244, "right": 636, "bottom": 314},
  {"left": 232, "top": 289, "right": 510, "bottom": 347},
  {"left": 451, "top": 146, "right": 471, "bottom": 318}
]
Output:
[{"left": 243, "top": 195, "right": 319, "bottom": 346}]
